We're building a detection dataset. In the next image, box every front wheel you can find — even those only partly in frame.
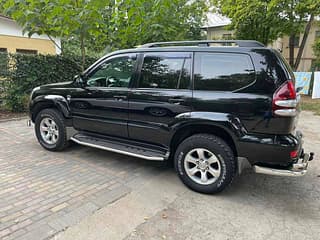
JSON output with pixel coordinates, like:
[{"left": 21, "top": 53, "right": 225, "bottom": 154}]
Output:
[
  {"left": 174, "top": 134, "right": 236, "bottom": 194},
  {"left": 35, "top": 108, "right": 69, "bottom": 151}
]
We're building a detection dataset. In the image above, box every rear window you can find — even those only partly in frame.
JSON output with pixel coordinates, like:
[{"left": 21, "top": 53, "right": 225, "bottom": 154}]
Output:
[
  {"left": 194, "top": 52, "right": 255, "bottom": 91},
  {"left": 273, "top": 50, "right": 295, "bottom": 82},
  {"left": 251, "top": 49, "right": 292, "bottom": 93}
]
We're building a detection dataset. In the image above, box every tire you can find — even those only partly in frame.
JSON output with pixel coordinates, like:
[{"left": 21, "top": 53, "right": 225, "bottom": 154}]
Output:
[
  {"left": 35, "top": 108, "right": 69, "bottom": 151},
  {"left": 174, "top": 134, "right": 236, "bottom": 194}
]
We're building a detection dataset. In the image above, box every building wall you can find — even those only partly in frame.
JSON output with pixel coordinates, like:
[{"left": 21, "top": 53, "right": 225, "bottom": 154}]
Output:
[
  {"left": 0, "top": 35, "right": 57, "bottom": 54},
  {"left": 0, "top": 16, "right": 61, "bottom": 55},
  {"left": 206, "top": 22, "right": 320, "bottom": 71},
  {"left": 205, "top": 26, "right": 234, "bottom": 40},
  {"left": 273, "top": 22, "right": 320, "bottom": 71}
]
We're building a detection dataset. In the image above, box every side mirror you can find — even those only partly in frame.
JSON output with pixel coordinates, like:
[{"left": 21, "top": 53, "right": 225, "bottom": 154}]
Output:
[{"left": 74, "top": 75, "right": 86, "bottom": 87}]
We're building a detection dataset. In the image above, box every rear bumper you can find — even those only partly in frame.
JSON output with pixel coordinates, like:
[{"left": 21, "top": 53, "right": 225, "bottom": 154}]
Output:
[
  {"left": 237, "top": 130, "right": 307, "bottom": 166},
  {"left": 253, "top": 151, "right": 314, "bottom": 176}
]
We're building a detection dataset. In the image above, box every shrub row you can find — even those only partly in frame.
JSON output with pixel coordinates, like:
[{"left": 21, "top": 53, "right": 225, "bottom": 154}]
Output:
[{"left": 0, "top": 53, "right": 96, "bottom": 112}]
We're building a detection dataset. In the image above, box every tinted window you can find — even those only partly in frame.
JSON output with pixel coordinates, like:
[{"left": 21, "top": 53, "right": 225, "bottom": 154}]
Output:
[
  {"left": 139, "top": 52, "right": 191, "bottom": 89},
  {"left": 273, "top": 50, "right": 295, "bottom": 81},
  {"left": 194, "top": 53, "right": 255, "bottom": 91},
  {"left": 86, "top": 54, "right": 136, "bottom": 88}
]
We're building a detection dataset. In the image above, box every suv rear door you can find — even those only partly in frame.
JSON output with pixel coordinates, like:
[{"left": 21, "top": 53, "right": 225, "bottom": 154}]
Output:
[
  {"left": 128, "top": 52, "right": 193, "bottom": 146},
  {"left": 191, "top": 51, "right": 269, "bottom": 133}
]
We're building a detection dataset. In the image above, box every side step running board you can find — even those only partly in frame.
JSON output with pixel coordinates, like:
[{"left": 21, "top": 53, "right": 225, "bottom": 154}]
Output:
[{"left": 71, "top": 134, "right": 168, "bottom": 161}]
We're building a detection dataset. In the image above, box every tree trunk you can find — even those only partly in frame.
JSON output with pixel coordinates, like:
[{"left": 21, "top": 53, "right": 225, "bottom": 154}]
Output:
[
  {"left": 289, "top": 34, "right": 295, "bottom": 68},
  {"left": 294, "top": 14, "right": 314, "bottom": 71},
  {"left": 75, "top": 0, "right": 85, "bottom": 72},
  {"left": 80, "top": 33, "right": 85, "bottom": 72}
]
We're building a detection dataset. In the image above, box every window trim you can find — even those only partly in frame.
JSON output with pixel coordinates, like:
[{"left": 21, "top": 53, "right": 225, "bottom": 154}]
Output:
[
  {"left": 134, "top": 51, "right": 193, "bottom": 91},
  {"left": 192, "top": 51, "right": 256, "bottom": 92},
  {"left": 83, "top": 53, "right": 138, "bottom": 89}
]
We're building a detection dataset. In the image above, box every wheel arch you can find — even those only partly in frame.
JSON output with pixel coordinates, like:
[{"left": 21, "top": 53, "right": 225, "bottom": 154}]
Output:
[
  {"left": 170, "top": 122, "right": 239, "bottom": 161},
  {"left": 30, "top": 95, "right": 71, "bottom": 123}
]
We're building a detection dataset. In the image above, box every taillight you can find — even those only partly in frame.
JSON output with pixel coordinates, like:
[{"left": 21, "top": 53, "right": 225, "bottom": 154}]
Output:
[
  {"left": 290, "top": 150, "right": 298, "bottom": 159},
  {"left": 272, "top": 80, "right": 297, "bottom": 117}
]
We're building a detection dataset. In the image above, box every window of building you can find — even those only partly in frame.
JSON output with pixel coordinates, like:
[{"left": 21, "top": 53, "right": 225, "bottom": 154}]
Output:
[
  {"left": 138, "top": 52, "right": 191, "bottom": 89},
  {"left": 0, "top": 48, "right": 7, "bottom": 53},
  {"left": 194, "top": 52, "right": 255, "bottom": 91},
  {"left": 16, "top": 49, "right": 38, "bottom": 55},
  {"left": 222, "top": 34, "right": 232, "bottom": 40}
]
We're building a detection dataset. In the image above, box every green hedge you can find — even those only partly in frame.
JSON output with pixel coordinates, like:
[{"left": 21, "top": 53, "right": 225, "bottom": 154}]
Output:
[{"left": 0, "top": 53, "right": 96, "bottom": 112}]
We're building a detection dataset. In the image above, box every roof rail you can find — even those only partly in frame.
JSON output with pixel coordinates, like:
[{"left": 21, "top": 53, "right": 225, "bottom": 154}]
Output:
[{"left": 139, "top": 40, "right": 265, "bottom": 48}]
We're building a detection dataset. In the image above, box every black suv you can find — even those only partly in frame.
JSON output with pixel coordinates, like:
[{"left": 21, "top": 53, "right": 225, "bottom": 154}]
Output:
[{"left": 29, "top": 40, "right": 314, "bottom": 194}]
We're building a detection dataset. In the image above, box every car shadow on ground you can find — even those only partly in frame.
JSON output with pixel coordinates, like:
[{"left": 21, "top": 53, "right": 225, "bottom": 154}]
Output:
[{"left": 65, "top": 141, "right": 319, "bottom": 217}]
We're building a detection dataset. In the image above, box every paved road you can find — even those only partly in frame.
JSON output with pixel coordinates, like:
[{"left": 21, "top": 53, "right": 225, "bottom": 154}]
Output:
[{"left": 0, "top": 111, "right": 319, "bottom": 240}]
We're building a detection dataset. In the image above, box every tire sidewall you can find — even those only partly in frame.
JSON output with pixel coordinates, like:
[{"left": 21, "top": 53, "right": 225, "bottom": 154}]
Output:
[
  {"left": 175, "top": 135, "right": 234, "bottom": 194},
  {"left": 35, "top": 110, "right": 65, "bottom": 151}
]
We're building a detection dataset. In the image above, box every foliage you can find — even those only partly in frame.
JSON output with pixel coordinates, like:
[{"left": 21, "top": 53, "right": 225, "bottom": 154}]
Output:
[
  {"left": 213, "top": 0, "right": 320, "bottom": 45},
  {"left": 61, "top": 0, "right": 208, "bottom": 52},
  {"left": 107, "top": 0, "right": 208, "bottom": 49},
  {"left": 2, "top": 0, "right": 113, "bottom": 69},
  {"left": 2, "top": 0, "right": 208, "bottom": 63},
  {"left": 0, "top": 53, "right": 96, "bottom": 112},
  {"left": 61, "top": 38, "right": 111, "bottom": 59},
  {"left": 212, "top": 0, "right": 282, "bottom": 45}
]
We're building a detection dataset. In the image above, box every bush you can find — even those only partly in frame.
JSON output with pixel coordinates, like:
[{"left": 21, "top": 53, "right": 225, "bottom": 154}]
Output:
[{"left": 0, "top": 53, "right": 96, "bottom": 112}]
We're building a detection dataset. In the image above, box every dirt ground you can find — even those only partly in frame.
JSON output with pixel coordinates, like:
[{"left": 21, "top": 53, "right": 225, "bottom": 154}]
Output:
[{"left": 0, "top": 109, "right": 27, "bottom": 121}]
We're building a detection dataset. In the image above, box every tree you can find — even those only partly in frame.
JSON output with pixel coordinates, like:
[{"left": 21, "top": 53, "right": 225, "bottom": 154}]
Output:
[
  {"left": 275, "top": 0, "right": 319, "bottom": 69},
  {"left": 96, "top": 0, "right": 208, "bottom": 50},
  {"left": 213, "top": 0, "right": 320, "bottom": 70},
  {"left": 1, "top": 0, "right": 208, "bottom": 70},
  {"left": 293, "top": 1, "right": 320, "bottom": 70},
  {"left": 212, "top": 0, "right": 285, "bottom": 45},
  {"left": 2, "top": 0, "right": 113, "bottom": 70}
]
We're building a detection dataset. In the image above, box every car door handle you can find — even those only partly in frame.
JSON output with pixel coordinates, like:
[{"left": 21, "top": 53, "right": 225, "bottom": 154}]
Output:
[
  {"left": 113, "top": 95, "right": 127, "bottom": 101},
  {"left": 168, "top": 98, "right": 185, "bottom": 104}
]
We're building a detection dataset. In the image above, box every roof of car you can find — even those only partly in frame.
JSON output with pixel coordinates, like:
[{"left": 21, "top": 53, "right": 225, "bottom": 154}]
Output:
[
  {"left": 113, "top": 46, "right": 265, "bottom": 54},
  {"left": 108, "top": 40, "right": 267, "bottom": 56}
]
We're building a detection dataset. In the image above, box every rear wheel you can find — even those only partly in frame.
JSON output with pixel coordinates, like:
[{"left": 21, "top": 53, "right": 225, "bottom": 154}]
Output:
[
  {"left": 35, "top": 109, "right": 69, "bottom": 151},
  {"left": 174, "top": 134, "right": 236, "bottom": 194}
]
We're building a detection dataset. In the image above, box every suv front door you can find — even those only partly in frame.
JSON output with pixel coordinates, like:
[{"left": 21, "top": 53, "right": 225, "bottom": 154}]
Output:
[
  {"left": 70, "top": 53, "right": 137, "bottom": 138},
  {"left": 128, "top": 52, "right": 193, "bottom": 146}
]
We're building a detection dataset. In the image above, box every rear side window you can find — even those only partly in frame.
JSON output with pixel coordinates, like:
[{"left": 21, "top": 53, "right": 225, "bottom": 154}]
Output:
[
  {"left": 194, "top": 53, "right": 255, "bottom": 91},
  {"left": 138, "top": 52, "right": 191, "bottom": 89},
  {"left": 273, "top": 50, "right": 295, "bottom": 81}
]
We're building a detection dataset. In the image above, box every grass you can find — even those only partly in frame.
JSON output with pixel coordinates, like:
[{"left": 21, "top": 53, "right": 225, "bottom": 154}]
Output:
[{"left": 300, "top": 95, "right": 320, "bottom": 115}]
